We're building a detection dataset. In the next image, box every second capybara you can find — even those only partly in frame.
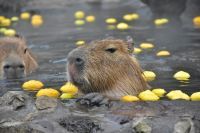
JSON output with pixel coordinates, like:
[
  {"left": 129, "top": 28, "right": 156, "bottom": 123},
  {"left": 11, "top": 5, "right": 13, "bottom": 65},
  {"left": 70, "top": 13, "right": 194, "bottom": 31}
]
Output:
[
  {"left": 67, "top": 38, "right": 149, "bottom": 99},
  {"left": 0, "top": 36, "right": 38, "bottom": 79}
]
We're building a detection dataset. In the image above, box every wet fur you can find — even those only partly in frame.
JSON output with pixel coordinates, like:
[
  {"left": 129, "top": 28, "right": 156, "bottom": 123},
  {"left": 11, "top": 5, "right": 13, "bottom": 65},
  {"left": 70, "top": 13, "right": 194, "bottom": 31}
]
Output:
[
  {"left": 0, "top": 36, "right": 38, "bottom": 78},
  {"left": 68, "top": 38, "right": 149, "bottom": 99}
]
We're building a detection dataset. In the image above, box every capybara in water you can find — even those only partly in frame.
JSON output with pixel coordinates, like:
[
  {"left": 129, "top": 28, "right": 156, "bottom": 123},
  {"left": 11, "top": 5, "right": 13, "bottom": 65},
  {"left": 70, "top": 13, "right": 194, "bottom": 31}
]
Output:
[
  {"left": 0, "top": 36, "right": 38, "bottom": 79},
  {"left": 67, "top": 38, "right": 148, "bottom": 100}
]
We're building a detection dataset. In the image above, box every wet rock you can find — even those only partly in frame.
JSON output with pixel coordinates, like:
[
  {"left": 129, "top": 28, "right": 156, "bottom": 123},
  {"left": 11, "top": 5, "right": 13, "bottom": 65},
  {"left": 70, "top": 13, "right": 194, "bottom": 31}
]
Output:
[
  {"left": 58, "top": 116, "right": 102, "bottom": 133},
  {"left": 132, "top": 118, "right": 152, "bottom": 133},
  {"left": 0, "top": 91, "right": 29, "bottom": 110},
  {"left": 173, "top": 118, "right": 193, "bottom": 133},
  {"left": 0, "top": 123, "right": 44, "bottom": 133},
  {"left": 76, "top": 92, "right": 110, "bottom": 107},
  {"left": 35, "top": 96, "right": 58, "bottom": 110},
  {"left": 29, "top": 120, "right": 57, "bottom": 133},
  {"left": 1, "top": 92, "right": 200, "bottom": 133}
]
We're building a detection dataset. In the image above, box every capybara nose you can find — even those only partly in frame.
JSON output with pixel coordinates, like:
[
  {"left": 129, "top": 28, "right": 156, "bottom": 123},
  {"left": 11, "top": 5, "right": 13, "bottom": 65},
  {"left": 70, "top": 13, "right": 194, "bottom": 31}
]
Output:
[
  {"left": 75, "top": 57, "right": 84, "bottom": 66},
  {"left": 3, "top": 63, "right": 25, "bottom": 79},
  {"left": 68, "top": 49, "right": 86, "bottom": 67}
]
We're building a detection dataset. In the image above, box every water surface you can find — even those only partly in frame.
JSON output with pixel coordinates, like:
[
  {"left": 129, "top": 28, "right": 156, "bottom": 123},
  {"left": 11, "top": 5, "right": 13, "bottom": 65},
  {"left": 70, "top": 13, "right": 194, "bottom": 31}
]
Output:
[{"left": 0, "top": 1, "right": 200, "bottom": 96}]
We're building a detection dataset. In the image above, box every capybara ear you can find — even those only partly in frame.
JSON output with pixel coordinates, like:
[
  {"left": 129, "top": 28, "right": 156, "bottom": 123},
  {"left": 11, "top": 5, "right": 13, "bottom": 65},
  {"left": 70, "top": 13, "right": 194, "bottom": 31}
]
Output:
[
  {"left": 15, "top": 33, "right": 25, "bottom": 40},
  {"left": 25, "top": 49, "right": 38, "bottom": 74},
  {"left": 125, "top": 36, "right": 135, "bottom": 54}
]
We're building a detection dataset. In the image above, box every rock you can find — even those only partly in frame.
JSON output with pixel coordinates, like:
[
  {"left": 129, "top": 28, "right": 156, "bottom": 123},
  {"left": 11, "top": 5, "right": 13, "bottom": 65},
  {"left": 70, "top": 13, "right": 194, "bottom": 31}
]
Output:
[
  {"left": 0, "top": 91, "right": 29, "bottom": 110},
  {"left": 133, "top": 118, "right": 152, "bottom": 133},
  {"left": 29, "top": 120, "right": 56, "bottom": 133},
  {"left": 1, "top": 92, "right": 200, "bottom": 133},
  {"left": 0, "top": 123, "right": 44, "bottom": 133},
  {"left": 173, "top": 118, "right": 193, "bottom": 133},
  {"left": 58, "top": 116, "right": 101, "bottom": 133},
  {"left": 35, "top": 96, "right": 58, "bottom": 110}
]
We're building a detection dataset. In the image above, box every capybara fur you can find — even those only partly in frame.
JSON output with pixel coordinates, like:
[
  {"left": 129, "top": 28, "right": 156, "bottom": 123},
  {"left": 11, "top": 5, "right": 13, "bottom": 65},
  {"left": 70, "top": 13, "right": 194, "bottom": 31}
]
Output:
[
  {"left": 0, "top": 36, "right": 38, "bottom": 79},
  {"left": 67, "top": 38, "right": 148, "bottom": 99}
]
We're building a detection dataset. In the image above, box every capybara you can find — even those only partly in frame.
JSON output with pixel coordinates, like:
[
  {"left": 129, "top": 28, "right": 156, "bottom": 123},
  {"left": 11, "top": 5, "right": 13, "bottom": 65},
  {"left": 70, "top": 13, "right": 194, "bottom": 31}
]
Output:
[
  {"left": 67, "top": 38, "right": 149, "bottom": 100},
  {"left": 0, "top": 36, "right": 38, "bottom": 79}
]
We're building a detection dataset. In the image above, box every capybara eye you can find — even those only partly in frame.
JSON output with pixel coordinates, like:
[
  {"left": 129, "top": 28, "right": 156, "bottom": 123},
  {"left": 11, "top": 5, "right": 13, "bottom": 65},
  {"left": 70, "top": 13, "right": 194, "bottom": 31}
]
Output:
[
  {"left": 18, "top": 65, "right": 25, "bottom": 69},
  {"left": 76, "top": 58, "right": 82, "bottom": 63},
  {"left": 105, "top": 48, "right": 117, "bottom": 53},
  {"left": 4, "top": 65, "right": 10, "bottom": 69}
]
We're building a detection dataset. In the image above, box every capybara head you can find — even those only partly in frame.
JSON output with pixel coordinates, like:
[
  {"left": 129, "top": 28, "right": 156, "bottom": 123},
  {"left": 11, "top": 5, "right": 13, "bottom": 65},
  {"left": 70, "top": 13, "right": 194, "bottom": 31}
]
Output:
[
  {"left": 67, "top": 38, "right": 148, "bottom": 99},
  {"left": 0, "top": 36, "right": 38, "bottom": 79}
]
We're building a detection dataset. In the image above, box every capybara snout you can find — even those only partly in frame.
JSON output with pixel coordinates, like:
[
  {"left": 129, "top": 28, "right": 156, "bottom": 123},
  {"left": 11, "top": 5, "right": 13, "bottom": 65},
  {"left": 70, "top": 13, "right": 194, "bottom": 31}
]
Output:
[
  {"left": 68, "top": 48, "right": 86, "bottom": 69},
  {"left": 67, "top": 38, "right": 149, "bottom": 99},
  {"left": 67, "top": 48, "right": 87, "bottom": 90},
  {"left": 3, "top": 52, "right": 26, "bottom": 79},
  {"left": 0, "top": 36, "right": 38, "bottom": 79}
]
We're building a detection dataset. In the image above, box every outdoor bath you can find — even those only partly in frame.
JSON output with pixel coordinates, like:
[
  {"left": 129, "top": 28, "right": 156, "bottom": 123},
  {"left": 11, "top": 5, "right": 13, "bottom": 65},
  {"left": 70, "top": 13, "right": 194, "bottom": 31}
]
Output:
[{"left": 0, "top": 0, "right": 200, "bottom": 133}]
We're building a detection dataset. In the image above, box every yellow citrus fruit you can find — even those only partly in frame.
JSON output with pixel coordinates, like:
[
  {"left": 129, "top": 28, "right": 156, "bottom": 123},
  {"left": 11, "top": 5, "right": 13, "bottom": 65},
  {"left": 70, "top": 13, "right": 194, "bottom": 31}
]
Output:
[
  {"left": 74, "top": 11, "right": 85, "bottom": 19},
  {"left": 156, "top": 50, "right": 170, "bottom": 57},
  {"left": 166, "top": 90, "right": 190, "bottom": 100},
  {"left": 32, "top": 15, "right": 42, "bottom": 20},
  {"left": 116, "top": 22, "right": 129, "bottom": 30},
  {"left": 193, "top": 16, "right": 200, "bottom": 27},
  {"left": 60, "top": 93, "right": 74, "bottom": 99},
  {"left": 31, "top": 18, "right": 43, "bottom": 27},
  {"left": 60, "top": 82, "right": 78, "bottom": 95},
  {"left": 154, "top": 18, "right": 169, "bottom": 26},
  {"left": 133, "top": 47, "right": 142, "bottom": 54},
  {"left": 139, "top": 90, "right": 160, "bottom": 101},
  {"left": 76, "top": 40, "right": 85, "bottom": 46},
  {"left": 131, "top": 13, "right": 139, "bottom": 20},
  {"left": 123, "top": 14, "right": 134, "bottom": 21},
  {"left": 0, "top": 28, "right": 7, "bottom": 33},
  {"left": 36, "top": 88, "right": 60, "bottom": 98},
  {"left": 20, "top": 12, "right": 31, "bottom": 20},
  {"left": 105, "top": 18, "right": 117, "bottom": 24},
  {"left": 152, "top": 88, "right": 166, "bottom": 97},
  {"left": 22, "top": 80, "right": 44, "bottom": 91},
  {"left": 11, "top": 16, "right": 19, "bottom": 22},
  {"left": 0, "top": 18, "right": 11, "bottom": 27},
  {"left": 143, "top": 71, "right": 156, "bottom": 81},
  {"left": 86, "top": 15, "right": 95, "bottom": 22},
  {"left": 173, "top": 71, "right": 190, "bottom": 81},
  {"left": 121, "top": 95, "right": 139, "bottom": 102},
  {"left": 140, "top": 43, "right": 154, "bottom": 49},
  {"left": 74, "top": 20, "right": 85, "bottom": 26},
  {"left": 4, "top": 29, "right": 16, "bottom": 36},
  {"left": 191, "top": 92, "right": 200, "bottom": 101},
  {"left": 0, "top": 16, "right": 5, "bottom": 22}
]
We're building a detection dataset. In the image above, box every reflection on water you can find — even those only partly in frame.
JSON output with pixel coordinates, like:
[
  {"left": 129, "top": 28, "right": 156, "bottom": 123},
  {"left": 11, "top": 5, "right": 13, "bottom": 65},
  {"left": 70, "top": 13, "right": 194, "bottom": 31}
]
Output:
[{"left": 0, "top": 2, "right": 200, "bottom": 96}]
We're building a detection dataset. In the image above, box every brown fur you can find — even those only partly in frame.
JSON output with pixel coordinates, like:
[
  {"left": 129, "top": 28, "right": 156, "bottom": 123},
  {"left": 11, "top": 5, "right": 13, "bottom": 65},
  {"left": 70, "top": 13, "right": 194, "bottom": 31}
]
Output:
[
  {"left": 0, "top": 36, "right": 38, "bottom": 78},
  {"left": 67, "top": 38, "right": 149, "bottom": 99}
]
